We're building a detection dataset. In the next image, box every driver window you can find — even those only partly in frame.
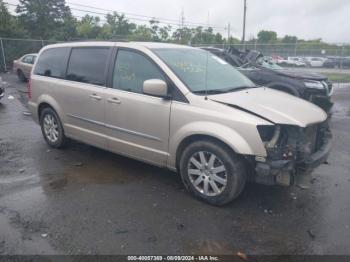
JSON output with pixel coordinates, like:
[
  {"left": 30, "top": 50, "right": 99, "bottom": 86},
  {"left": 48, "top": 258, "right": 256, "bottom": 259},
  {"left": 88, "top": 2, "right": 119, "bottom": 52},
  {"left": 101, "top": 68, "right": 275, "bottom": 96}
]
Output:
[{"left": 112, "top": 50, "right": 165, "bottom": 94}]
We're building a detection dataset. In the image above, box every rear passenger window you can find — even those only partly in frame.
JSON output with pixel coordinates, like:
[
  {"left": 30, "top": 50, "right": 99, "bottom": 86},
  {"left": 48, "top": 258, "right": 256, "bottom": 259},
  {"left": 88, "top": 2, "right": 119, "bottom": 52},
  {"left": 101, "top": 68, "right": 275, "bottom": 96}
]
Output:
[
  {"left": 34, "top": 47, "right": 70, "bottom": 79},
  {"left": 22, "top": 55, "right": 34, "bottom": 64},
  {"left": 66, "top": 47, "right": 109, "bottom": 86},
  {"left": 112, "top": 50, "right": 165, "bottom": 94}
]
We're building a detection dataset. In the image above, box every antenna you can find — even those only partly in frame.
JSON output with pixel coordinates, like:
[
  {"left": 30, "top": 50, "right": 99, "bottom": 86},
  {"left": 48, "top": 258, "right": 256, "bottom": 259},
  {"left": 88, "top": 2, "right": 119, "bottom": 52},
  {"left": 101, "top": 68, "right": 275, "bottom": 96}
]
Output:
[
  {"left": 204, "top": 51, "right": 209, "bottom": 100},
  {"left": 242, "top": 0, "right": 247, "bottom": 50}
]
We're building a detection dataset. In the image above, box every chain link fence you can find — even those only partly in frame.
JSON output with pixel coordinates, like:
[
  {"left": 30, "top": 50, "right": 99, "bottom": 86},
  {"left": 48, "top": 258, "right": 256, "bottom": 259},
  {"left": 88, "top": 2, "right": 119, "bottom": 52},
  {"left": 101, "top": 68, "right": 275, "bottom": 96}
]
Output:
[
  {"left": 201, "top": 42, "right": 350, "bottom": 58},
  {"left": 0, "top": 38, "right": 62, "bottom": 72},
  {"left": 1, "top": 37, "right": 350, "bottom": 72}
]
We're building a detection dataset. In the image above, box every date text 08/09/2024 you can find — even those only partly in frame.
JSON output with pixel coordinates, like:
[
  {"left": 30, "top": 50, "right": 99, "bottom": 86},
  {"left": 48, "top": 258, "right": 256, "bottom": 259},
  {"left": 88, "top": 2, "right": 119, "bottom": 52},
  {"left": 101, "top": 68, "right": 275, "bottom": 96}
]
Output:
[{"left": 127, "top": 256, "right": 220, "bottom": 261}]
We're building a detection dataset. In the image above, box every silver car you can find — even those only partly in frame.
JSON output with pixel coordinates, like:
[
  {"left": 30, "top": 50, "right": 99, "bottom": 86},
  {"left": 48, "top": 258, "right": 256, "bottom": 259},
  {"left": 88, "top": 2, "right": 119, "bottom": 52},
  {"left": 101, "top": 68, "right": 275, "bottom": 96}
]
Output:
[{"left": 28, "top": 42, "right": 332, "bottom": 205}]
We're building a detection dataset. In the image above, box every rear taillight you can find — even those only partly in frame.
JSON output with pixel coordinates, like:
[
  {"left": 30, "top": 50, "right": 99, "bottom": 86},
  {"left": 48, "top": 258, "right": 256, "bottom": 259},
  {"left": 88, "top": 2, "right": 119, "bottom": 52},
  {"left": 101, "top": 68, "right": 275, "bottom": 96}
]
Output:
[{"left": 28, "top": 78, "right": 32, "bottom": 99}]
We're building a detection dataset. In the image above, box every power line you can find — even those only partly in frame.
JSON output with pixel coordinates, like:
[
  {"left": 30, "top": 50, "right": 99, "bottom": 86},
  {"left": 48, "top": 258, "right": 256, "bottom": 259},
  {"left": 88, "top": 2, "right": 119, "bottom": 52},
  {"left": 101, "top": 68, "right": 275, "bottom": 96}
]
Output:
[
  {"left": 4, "top": 1, "right": 227, "bottom": 30},
  {"left": 67, "top": 2, "right": 226, "bottom": 28}
]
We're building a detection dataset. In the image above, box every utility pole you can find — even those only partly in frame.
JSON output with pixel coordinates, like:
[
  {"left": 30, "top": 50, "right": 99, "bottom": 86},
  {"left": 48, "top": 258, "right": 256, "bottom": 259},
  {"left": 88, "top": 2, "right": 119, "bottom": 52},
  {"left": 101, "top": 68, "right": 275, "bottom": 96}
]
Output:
[
  {"left": 207, "top": 11, "right": 210, "bottom": 27},
  {"left": 227, "top": 23, "right": 231, "bottom": 41},
  {"left": 180, "top": 8, "right": 185, "bottom": 42},
  {"left": 181, "top": 8, "right": 185, "bottom": 29},
  {"left": 0, "top": 38, "right": 7, "bottom": 72},
  {"left": 242, "top": 0, "right": 247, "bottom": 49}
]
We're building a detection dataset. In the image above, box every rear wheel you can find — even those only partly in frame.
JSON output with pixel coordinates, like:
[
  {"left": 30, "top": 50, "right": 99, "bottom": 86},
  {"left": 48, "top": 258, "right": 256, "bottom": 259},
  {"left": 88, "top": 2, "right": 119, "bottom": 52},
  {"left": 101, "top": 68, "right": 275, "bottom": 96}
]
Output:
[
  {"left": 179, "top": 140, "right": 246, "bottom": 206},
  {"left": 17, "top": 70, "right": 27, "bottom": 82},
  {"left": 40, "top": 107, "right": 67, "bottom": 148}
]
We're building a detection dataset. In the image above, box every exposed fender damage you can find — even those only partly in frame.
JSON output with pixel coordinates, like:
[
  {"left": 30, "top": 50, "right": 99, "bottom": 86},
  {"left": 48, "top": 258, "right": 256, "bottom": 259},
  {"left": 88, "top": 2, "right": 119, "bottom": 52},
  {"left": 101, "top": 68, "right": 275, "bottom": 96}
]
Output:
[
  {"left": 209, "top": 91, "right": 332, "bottom": 187},
  {"left": 254, "top": 122, "right": 332, "bottom": 186}
]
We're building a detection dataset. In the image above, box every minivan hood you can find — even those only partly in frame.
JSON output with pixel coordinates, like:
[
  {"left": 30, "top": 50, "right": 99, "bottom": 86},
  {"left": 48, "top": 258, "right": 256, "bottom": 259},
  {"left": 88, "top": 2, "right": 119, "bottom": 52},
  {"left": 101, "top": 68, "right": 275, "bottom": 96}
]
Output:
[
  {"left": 274, "top": 69, "right": 327, "bottom": 81},
  {"left": 209, "top": 87, "right": 327, "bottom": 127}
]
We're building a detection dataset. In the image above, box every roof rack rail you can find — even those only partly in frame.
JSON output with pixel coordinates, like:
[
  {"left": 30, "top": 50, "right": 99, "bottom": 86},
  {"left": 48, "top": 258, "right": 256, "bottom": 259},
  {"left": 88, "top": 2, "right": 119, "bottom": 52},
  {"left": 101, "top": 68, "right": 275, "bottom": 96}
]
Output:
[{"left": 67, "top": 38, "right": 129, "bottom": 42}]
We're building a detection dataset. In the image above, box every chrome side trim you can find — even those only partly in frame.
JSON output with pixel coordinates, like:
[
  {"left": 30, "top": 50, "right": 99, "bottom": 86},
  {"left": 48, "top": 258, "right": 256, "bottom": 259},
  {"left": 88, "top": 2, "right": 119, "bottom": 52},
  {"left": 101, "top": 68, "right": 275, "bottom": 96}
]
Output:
[
  {"left": 105, "top": 123, "right": 161, "bottom": 141},
  {"left": 66, "top": 113, "right": 161, "bottom": 142}
]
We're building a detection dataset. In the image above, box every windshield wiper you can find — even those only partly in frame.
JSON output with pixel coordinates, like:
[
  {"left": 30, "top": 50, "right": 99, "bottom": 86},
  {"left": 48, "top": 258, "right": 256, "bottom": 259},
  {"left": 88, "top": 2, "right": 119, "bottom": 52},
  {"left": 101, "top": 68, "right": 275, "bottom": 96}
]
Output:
[
  {"left": 193, "top": 86, "right": 256, "bottom": 95},
  {"left": 224, "top": 86, "right": 257, "bottom": 92},
  {"left": 192, "top": 89, "right": 227, "bottom": 95}
]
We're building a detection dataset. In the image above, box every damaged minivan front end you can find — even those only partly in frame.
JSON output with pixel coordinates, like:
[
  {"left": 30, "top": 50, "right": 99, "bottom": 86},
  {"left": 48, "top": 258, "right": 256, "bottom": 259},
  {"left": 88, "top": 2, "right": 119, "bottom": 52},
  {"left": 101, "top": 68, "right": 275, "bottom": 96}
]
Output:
[
  {"left": 209, "top": 87, "right": 332, "bottom": 187},
  {"left": 254, "top": 123, "right": 332, "bottom": 186}
]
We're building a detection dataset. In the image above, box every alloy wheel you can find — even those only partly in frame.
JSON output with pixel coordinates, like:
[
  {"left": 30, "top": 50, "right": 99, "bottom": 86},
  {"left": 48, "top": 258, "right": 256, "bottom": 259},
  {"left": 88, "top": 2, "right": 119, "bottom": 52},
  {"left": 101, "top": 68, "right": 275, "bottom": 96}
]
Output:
[
  {"left": 187, "top": 151, "right": 227, "bottom": 196},
  {"left": 43, "top": 114, "right": 59, "bottom": 143}
]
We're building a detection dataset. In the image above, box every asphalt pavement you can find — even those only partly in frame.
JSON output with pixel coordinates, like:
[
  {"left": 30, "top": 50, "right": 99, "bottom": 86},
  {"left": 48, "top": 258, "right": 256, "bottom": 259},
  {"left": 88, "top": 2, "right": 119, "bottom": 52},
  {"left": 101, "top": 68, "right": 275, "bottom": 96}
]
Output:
[{"left": 0, "top": 73, "right": 350, "bottom": 255}]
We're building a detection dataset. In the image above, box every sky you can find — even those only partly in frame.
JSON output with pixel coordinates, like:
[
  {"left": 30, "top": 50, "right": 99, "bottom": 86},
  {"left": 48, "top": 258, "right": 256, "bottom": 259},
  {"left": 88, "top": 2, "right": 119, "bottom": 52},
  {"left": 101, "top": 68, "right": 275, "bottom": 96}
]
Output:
[{"left": 7, "top": 0, "right": 350, "bottom": 43}]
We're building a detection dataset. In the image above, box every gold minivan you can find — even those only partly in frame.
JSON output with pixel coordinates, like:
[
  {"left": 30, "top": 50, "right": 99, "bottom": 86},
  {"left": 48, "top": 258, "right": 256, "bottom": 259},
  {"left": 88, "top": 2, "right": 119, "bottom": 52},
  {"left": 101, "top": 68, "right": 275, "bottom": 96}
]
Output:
[{"left": 28, "top": 42, "right": 332, "bottom": 205}]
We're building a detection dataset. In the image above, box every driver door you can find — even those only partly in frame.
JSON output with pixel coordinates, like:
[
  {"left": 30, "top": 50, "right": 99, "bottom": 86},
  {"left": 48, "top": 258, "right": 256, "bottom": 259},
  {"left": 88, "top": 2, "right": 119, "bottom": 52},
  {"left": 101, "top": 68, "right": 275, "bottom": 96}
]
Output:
[{"left": 104, "top": 48, "right": 172, "bottom": 166}]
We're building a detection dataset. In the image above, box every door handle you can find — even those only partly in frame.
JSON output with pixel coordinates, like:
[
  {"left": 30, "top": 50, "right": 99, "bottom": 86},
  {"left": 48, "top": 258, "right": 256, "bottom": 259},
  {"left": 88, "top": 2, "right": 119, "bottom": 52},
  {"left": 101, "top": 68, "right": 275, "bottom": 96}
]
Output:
[
  {"left": 107, "top": 97, "right": 121, "bottom": 104},
  {"left": 89, "top": 94, "right": 102, "bottom": 100}
]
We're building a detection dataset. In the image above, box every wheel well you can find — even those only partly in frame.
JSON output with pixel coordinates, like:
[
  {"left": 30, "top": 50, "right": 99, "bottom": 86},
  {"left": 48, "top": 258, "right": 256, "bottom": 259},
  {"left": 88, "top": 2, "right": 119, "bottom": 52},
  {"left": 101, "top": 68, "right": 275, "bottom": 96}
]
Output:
[
  {"left": 175, "top": 134, "right": 236, "bottom": 171},
  {"left": 38, "top": 103, "right": 53, "bottom": 122}
]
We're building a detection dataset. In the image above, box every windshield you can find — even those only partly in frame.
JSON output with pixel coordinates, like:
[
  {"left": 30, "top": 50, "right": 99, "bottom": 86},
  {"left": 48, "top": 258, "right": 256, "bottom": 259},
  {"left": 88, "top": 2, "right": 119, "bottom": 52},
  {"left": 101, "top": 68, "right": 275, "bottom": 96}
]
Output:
[{"left": 153, "top": 48, "right": 256, "bottom": 94}]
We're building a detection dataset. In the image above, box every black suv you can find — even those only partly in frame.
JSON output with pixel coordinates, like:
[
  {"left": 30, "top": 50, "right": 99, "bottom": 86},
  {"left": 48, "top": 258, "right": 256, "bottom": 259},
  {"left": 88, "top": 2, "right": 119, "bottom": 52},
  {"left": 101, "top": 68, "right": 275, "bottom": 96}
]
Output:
[{"left": 201, "top": 47, "right": 333, "bottom": 113}]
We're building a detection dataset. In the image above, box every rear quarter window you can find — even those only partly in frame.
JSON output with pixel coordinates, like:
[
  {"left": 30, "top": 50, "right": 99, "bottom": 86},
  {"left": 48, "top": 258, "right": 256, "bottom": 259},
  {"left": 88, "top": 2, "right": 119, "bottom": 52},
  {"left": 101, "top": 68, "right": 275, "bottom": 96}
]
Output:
[{"left": 34, "top": 47, "right": 70, "bottom": 79}]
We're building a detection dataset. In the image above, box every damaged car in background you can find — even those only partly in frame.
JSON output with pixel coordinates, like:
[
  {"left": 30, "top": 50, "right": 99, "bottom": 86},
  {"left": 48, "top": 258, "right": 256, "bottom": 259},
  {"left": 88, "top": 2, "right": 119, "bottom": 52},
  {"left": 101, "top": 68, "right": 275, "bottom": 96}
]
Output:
[
  {"left": 201, "top": 47, "right": 333, "bottom": 113},
  {"left": 29, "top": 42, "right": 332, "bottom": 205}
]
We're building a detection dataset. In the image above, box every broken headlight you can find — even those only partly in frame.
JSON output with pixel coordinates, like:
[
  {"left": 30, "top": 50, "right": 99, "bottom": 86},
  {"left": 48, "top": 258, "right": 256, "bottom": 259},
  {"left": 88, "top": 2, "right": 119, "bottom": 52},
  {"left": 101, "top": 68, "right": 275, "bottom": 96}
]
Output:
[
  {"left": 257, "top": 125, "right": 276, "bottom": 142},
  {"left": 257, "top": 125, "right": 282, "bottom": 150},
  {"left": 304, "top": 80, "right": 325, "bottom": 90}
]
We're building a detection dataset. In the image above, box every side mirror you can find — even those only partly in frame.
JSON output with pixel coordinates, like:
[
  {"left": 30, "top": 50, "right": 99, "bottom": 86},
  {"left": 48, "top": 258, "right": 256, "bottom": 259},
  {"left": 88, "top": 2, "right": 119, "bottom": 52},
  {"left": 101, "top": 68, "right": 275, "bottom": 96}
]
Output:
[{"left": 143, "top": 79, "right": 169, "bottom": 98}]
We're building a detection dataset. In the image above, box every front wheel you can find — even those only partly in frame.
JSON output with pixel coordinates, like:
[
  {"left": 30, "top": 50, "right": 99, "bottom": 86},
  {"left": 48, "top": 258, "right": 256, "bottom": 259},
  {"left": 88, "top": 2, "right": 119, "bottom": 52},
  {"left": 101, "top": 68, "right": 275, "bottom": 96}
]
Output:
[{"left": 179, "top": 140, "right": 246, "bottom": 206}]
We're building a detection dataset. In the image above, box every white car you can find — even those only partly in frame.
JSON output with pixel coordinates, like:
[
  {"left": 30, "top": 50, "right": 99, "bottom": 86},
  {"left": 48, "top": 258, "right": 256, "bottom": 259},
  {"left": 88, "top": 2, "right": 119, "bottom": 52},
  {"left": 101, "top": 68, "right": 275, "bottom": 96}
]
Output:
[
  {"left": 287, "top": 57, "right": 307, "bottom": 67},
  {"left": 306, "top": 57, "right": 326, "bottom": 67}
]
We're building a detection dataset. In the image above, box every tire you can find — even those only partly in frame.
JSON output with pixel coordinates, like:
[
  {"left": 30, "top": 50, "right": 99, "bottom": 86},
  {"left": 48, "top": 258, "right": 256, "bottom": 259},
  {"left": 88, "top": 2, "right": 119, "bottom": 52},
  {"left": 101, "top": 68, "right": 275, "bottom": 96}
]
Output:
[
  {"left": 40, "top": 107, "right": 67, "bottom": 148},
  {"left": 17, "top": 70, "right": 27, "bottom": 82},
  {"left": 179, "top": 140, "right": 246, "bottom": 206}
]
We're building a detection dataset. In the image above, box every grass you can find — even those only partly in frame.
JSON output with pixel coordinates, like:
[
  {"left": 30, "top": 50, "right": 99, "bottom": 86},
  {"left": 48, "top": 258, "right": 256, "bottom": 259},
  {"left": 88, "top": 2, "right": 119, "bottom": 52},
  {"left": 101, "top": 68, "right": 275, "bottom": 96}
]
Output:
[{"left": 323, "top": 73, "right": 350, "bottom": 83}]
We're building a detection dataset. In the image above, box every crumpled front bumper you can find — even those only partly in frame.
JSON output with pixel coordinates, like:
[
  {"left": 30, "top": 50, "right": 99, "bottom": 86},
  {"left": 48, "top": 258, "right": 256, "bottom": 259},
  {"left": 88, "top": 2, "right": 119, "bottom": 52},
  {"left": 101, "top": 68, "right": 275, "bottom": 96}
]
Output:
[{"left": 254, "top": 126, "right": 332, "bottom": 186}]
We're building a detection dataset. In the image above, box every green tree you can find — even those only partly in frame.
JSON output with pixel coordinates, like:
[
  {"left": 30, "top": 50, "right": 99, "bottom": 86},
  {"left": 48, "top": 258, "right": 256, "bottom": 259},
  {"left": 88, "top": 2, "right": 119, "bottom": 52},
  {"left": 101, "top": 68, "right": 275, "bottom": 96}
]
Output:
[
  {"left": 149, "top": 19, "right": 160, "bottom": 41},
  {"left": 191, "top": 26, "right": 204, "bottom": 45},
  {"left": 100, "top": 12, "right": 136, "bottom": 39},
  {"left": 201, "top": 27, "right": 215, "bottom": 44},
  {"left": 16, "top": 0, "right": 73, "bottom": 39},
  {"left": 282, "top": 35, "right": 297, "bottom": 43},
  {"left": 129, "top": 25, "right": 153, "bottom": 41},
  {"left": 76, "top": 15, "right": 101, "bottom": 39},
  {"left": 226, "top": 36, "right": 240, "bottom": 45},
  {"left": 173, "top": 27, "right": 193, "bottom": 44},
  {"left": 158, "top": 25, "right": 172, "bottom": 42},
  {"left": 0, "top": 0, "right": 27, "bottom": 37},
  {"left": 214, "top": 33, "right": 223, "bottom": 44},
  {"left": 257, "top": 30, "right": 277, "bottom": 43}
]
